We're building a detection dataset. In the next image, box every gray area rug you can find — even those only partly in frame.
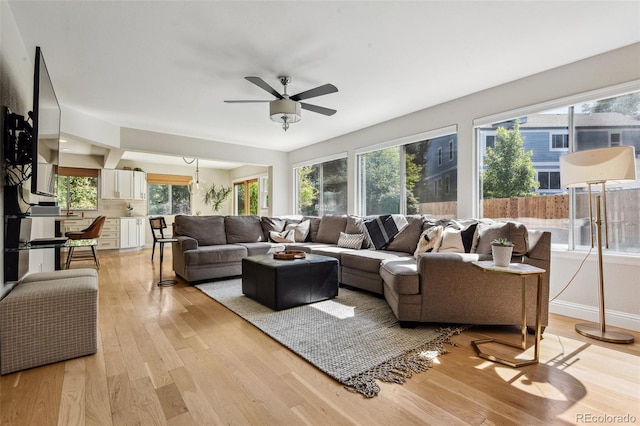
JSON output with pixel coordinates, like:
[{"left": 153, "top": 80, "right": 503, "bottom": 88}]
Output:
[{"left": 195, "top": 279, "right": 462, "bottom": 397}]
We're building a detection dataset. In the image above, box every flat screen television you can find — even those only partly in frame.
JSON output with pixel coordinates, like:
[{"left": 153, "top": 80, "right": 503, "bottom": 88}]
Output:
[{"left": 30, "top": 46, "right": 60, "bottom": 197}]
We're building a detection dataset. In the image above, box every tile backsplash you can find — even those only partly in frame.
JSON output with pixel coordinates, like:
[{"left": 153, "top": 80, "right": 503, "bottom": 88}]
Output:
[{"left": 81, "top": 199, "right": 148, "bottom": 219}]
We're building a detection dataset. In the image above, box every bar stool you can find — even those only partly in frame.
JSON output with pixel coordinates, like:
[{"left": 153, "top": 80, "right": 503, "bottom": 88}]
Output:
[
  {"left": 65, "top": 216, "right": 105, "bottom": 269},
  {"left": 149, "top": 217, "right": 178, "bottom": 286}
]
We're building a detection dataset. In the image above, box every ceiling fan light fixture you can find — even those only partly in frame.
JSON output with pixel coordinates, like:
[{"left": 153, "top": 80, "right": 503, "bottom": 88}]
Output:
[{"left": 270, "top": 98, "right": 301, "bottom": 131}]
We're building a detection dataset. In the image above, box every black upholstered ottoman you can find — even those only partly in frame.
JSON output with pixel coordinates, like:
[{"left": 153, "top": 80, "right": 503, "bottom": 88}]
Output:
[{"left": 242, "top": 254, "right": 339, "bottom": 310}]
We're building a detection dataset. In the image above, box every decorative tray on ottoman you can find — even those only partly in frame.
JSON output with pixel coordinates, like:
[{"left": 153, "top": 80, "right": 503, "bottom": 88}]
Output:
[{"left": 273, "top": 250, "right": 306, "bottom": 260}]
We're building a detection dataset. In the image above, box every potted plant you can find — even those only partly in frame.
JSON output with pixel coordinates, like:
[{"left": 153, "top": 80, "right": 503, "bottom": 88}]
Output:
[
  {"left": 491, "top": 237, "right": 514, "bottom": 267},
  {"left": 202, "top": 183, "right": 232, "bottom": 213}
]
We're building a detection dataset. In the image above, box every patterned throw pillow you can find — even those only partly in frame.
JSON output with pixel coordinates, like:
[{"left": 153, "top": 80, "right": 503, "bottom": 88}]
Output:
[
  {"left": 269, "top": 230, "right": 295, "bottom": 243},
  {"left": 285, "top": 219, "right": 310, "bottom": 242},
  {"left": 363, "top": 214, "right": 409, "bottom": 250},
  {"left": 337, "top": 232, "right": 365, "bottom": 249},
  {"left": 413, "top": 226, "right": 443, "bottom": 258}
]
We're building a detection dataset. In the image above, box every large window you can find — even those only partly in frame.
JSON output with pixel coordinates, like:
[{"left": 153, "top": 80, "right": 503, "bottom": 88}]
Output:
[
  {"left": 56, "top": 167, "right": 98, "bottom": 210},
  {"left": 147, "top": 173, "right": 191, "bottom": 215},
  {"left": 358, "top": 131, "right": 458, "bottom": 217},
  {"left": 477, "top": 91, "right": 640, "bottom": 252},
  {"left": 295, "top": 156, "right": 347, "bottom": 216}
]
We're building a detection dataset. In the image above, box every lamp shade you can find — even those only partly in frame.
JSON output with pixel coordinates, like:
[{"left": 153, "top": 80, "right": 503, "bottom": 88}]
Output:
[
  {"left": 559, "top": 146, "right": 637, "bottom": 188},
  {"left": 270, "top": 99, "right": 301, "bottom": 123}
]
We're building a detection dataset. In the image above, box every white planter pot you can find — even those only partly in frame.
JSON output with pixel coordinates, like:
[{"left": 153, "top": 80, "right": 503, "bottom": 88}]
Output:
[{"left": 491, "top": 245, "right": 513, "bottom": 267}]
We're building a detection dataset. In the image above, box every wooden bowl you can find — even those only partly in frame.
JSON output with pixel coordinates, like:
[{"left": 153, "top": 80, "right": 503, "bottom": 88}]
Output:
[{"left": 273, "top": 250, "right": 306, "bottom": 260}]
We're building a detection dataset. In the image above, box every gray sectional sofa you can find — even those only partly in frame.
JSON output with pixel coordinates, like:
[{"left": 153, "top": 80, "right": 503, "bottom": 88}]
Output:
[{"left": 172, "top": 214, "right": 551, "bottom": 328}]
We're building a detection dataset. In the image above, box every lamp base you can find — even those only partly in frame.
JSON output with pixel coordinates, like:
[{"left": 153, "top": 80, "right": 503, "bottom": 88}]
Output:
[{"left": 575, "top": 323, "right": 634, "bottom": 344}]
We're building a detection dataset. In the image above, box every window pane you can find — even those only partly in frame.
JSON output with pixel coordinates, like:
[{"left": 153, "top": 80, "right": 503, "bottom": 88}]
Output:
[
  {"left": 479, "top": 115, "right": 568, "bottom": 244},
  {"left": 56, "top": 175, "right": 68, "bottom": 209},
  {"left": 360, "top": 147, "right": 400, "bottom": 215},
  {"left": 171, "top": 185, "right": 191, "bottom": 215},
  {"left": 235, "top": 183, "right": 246, "bottom": 215},
  {"left": 405, "top": 134, "right": 457, "bottom": 217},
  {"left": 295, "top": 159, "right": 347, "bottom": 217},
  {"left": 573, "top": 92, "right": 640, "bottom": 253},
  {"left": 321, "top": 158, "right": 347, "bottom": 215},
  {"left": 55, "top": 175, "right": 98, "bottom": 210},
  {"left": 148, "top": 184, "right": 170, "bottom": 215},
  {"left": 249, "top": 180, "right": 259, "bottom": 215}
]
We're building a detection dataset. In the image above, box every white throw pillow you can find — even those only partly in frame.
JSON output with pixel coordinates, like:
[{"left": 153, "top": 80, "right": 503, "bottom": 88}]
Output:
[
  {"left": 337, "top": 232, "right": 365, "bottom": 249},
  {"left": 436, "top": 227, "right": 465, "bottom": 253},
  {"left": 269, "top": 230, "right": 295, "bottom": 243},
  {"left": 285, "top": 219, "right": 310, "bottom": 242},
  {"left": 414, "top": 226, "right": 443, "bottom": 258}
]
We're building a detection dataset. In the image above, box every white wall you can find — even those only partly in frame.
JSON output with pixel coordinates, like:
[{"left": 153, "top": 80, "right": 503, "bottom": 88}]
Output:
[{"left": 288, "top": 43, "right": 640, "bottom": 330}]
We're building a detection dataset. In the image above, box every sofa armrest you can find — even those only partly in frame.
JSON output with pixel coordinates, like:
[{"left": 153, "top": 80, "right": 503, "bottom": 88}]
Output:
[{"left": 175, "top": 236, "right": 198, "bottom": 252}]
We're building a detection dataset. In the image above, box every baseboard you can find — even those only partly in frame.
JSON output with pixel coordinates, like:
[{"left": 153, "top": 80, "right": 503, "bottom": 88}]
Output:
[{"left": 550, "top": 300, "right": 640, "bottom": 332}]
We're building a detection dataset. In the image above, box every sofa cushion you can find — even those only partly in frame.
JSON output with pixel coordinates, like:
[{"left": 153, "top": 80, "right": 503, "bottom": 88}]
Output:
[
  {"left": 340, "top": 250, "right": 411, "bottom": 274},
  {"left": 380, "top": 258, "right": 419, "bottom": 295},
  {"left": 285, "top": 219, "right": 310, "bottom": 242},
  {"left": 183, "top": 244, "right": 247, "bottom": 266},
  {"left": 261, "top": 217, "right": 287, "bottom": 237},
  {"left": 302, "top": 216, "right": 322, "bottom": 242},
  {"left": 414, "top": 225, "right": 443, "bottom": 257},
  {"left": 337, "top": 232, "right": 365, "bottom": 249},
  {"left": 363, "top": 215, "right": 409, "bottom": 250},
  {"left": 385, "top": 215, "right": 424, "bottom": 254},
  {"left": 175, "top": 215, "right": 226, "bottom": 246},
  {"left": 345, "top": 215, "right": 370, "bottom": 248},
  {"left": 473, "top": 221, "right": 529, "bottom": 256},
  {"left": 225, "top": 216, "right": 265, "bottom": 243},
  {"left": 316, "top": 215, "right": 348, "bottom": 244}
]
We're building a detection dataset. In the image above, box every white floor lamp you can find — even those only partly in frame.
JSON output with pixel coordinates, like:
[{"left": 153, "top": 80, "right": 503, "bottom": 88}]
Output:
[{"left": 559, "top": 146, "right": 637, "bottom": 344}]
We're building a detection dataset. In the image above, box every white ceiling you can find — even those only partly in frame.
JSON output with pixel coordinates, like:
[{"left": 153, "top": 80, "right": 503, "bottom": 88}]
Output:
[{"left": 8, "top": 1, "right": 640, "bottom": 163}]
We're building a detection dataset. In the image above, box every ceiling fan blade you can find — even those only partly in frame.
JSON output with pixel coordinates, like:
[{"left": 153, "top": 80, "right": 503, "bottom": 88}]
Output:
[
  {"left": 291, "top": 84, "right": 338, "bottom": 101},
  {"left": 245, "top": 76, "right": 283, "bottom": 99},
  {"left": 224, "top": 100, "right": 271, "bottom": 103},
  {"left": 300, "top": 102, "right": 337, "bottom": 116}
]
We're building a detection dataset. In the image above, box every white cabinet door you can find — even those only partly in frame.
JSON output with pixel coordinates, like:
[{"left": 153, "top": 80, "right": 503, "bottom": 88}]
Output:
[
  {"left": 101, "top": 170, "right": 134, "bottom": 199},
  {"left": 133, "top": 171, "right": 147, "bottom": 200},
  {"left": 137, "top": 217, "right": 146, "bottom": 247},
  {"left": 117, "top": 170, "right": 134, "bottom": 200},
  {"left": 120, "top": 218, "right": 137, "bottom": 248},
  {"left": 120, "top": 218, "right": 146, "bottom": 248},
  {"left": 101, "top": 169, "right": 118, "bottom": 199}
]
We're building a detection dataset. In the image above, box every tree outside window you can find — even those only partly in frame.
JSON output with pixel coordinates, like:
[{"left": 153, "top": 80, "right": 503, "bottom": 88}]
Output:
[
  {"left": 295, "top": 157, "right": 347, "bottom": 216},
  {"left": 56, "top": 169, "right": 98, "bottom": 210}
]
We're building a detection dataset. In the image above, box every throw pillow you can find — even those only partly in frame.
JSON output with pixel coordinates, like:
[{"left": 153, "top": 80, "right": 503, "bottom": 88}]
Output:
[
  {"left": 285, "top": 219, "right": 310, "bottom": 242},
  {"left": 337, "top": 232, "right": 365, "bottom": 249},
  {"left": 437, "top": 227, "right": 465, "bottom": 253},
  {"left": 363, "top": 214, "right": 409, "bottom": 250},
  {"left": 269, "top": 230, "right": 295, "bottom": 243},
  {"left": 460, "top": 222, "right": 478, "bottom": 253},
  {"left": 413, "top": 226, "right": 443, "bottom": 258}
]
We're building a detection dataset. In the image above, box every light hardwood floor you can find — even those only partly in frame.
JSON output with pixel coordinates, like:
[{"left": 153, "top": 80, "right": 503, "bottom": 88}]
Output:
[{"left": 1, "top": 249, "right": 639, "bottom": 425}]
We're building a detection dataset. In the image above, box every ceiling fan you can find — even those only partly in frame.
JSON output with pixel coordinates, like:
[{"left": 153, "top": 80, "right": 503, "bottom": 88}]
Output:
[{"left": 225, "top": 76, "right": 338, "bottom": 131}]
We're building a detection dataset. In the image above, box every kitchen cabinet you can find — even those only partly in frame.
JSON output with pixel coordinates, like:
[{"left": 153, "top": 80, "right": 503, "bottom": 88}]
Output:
[
  {"left": 101, "top": 169, "right": 134, "bottom": 200},
  {"left": 133, "top": 171, "right": 147, "bottom": 200},
  {"left": 120, "top": 217, "right": 146, "bottom": 249}
]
